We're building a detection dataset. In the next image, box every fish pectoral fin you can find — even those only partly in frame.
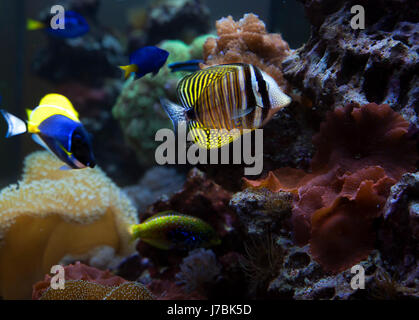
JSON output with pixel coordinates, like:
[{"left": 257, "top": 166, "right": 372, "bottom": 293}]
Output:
[
  {"left": 119, "top": 64, "right": 139, "bottom": 80},
  {"left": 59, "top": 165, "right": 73, "bottom": 171},
  {"left": 232, "top": 106, "right": 255, "bottom": 120},
  {"left": 0, "top": 110, "right": 27, "bottom": 138}
]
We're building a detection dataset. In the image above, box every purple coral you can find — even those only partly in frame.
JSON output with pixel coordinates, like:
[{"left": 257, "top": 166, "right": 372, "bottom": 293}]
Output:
[{"left": 175, "top": 248, "right": 222, "bottom": 294}]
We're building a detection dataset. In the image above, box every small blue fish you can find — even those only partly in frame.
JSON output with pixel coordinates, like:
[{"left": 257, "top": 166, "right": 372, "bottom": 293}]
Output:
[
  {"left": 119, "top": 46, "right": 169, "bottom": 80},
  {"left": 27, "top": 11, "right": 89, "bottom": 39},
  {"left": 168, "top": 59, "right": 203, "bottom": 73}
]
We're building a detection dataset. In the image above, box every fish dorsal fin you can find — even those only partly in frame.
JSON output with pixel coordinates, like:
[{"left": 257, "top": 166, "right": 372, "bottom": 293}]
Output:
[
  {"left": 28, "top": 94, "right": 80, "bottom": 130},
  {"left": 142, "top": 210, "right": 183, "bottom": 224},
  {"left": 177, "top": 65, "right": 239, "bottom": 110},
  {"left": 188, "top": 120, "right": 243, "bottom": 149},
  {"left": 39, "top": 94, "right": 79, "bottom": 118}
]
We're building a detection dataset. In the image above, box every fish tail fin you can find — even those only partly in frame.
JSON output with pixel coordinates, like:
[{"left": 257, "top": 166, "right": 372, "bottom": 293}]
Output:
[
  {"left": 168, "top": 59, "right": 203, "bottom": 73},
  {"left": 119, "top": 64, "right": 139, "bottom": 80},
  {"left": 0, "top": 110, "right": 27, "bottom": 138},
  {"left": 160, "top": 98, "right": 187, "bottom": 134},
  {"left": 27, "top": 19, "right": 46, "bottom": 30}
]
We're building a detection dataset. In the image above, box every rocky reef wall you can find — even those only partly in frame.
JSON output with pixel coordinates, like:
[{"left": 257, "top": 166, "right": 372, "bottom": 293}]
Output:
[{"left": 283, "top": 0, "right": 419, "bottom": 122}]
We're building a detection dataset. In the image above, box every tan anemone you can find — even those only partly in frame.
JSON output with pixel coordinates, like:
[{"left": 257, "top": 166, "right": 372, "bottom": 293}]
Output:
[{"left": 0, "top": 151, "right": 138, "bottom": 299}]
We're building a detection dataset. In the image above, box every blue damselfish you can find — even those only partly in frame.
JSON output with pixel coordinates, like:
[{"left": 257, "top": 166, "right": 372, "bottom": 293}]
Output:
[
  {"left": 119, "top": 46, "right": 169, "bottom": 80},
  {"left": 27, "top": 11, "right": 89, "bottom": 38}
]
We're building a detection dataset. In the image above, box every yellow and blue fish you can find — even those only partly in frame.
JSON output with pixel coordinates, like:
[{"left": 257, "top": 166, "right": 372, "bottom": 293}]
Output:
[
  {"left": 0, "top": 93, "right": 95, "bottom": 170},
  {"left": 161, "top": 63, "right": 292, "bottom": 149},
  {"left": 130, "top": 211, "right": 221, "bottom": 250}
]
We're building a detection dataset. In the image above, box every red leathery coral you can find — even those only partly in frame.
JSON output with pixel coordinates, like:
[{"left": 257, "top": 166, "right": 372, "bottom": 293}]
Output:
[
  {"left": 310, "top": 102, "right": 415, "bottom": 175},
  {"left": 202, "top": 13, "right": 291, "bottom": 89},
  {"left": 245, "top": 103, "right": 418, "bottom": 273},
  {"left": 32, "top": 261, "right": 127, "bottom": 300}
]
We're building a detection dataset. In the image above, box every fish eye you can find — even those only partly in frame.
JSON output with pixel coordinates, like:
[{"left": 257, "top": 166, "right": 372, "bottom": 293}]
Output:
[{"left": 72, "top": 134, "right": 84, "bottom": 147}]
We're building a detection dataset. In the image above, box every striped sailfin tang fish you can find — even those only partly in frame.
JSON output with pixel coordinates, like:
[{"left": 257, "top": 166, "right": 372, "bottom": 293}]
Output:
[{"left": 161, "top": 63, "right": 291, "bottom": 149}]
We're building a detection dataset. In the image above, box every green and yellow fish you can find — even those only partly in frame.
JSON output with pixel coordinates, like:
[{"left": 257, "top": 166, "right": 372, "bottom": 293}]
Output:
[
  {"left": 161, "top": 63, "right": 291, "bottom": 149},
  {"left": 130, "top": 211, "right": 221, "bottom": 250}
]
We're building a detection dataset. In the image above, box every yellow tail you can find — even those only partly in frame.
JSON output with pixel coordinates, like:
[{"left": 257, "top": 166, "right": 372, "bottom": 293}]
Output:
[
  {"left": 27, "top": 19, "right": 46, "bottom": 30},
  {"left": 119, "top": 64, "right": 139, "bottom": 80}
]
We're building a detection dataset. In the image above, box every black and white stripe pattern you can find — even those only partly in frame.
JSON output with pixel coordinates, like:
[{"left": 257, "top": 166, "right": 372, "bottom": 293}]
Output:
[{"left": 177, "top": 63, "right": 271, "bottom": 132}]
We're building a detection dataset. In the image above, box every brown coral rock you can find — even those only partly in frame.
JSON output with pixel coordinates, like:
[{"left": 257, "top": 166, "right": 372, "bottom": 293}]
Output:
[
  {"left": 283, "top": 1, "right": 419, "bottom": 120},
  {"left": 202, "top": 14, "right": 291, "bottom": 89}
]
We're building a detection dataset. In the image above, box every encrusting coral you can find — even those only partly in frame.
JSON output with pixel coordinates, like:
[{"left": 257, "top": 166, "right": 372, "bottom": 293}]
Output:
[
  {"left": 245, "top": 103, "right": 418, "bottom": 273},
  {"left": 38, "top": 280, "right": 154, "bottom": 300},
  {"left": 378, "top": 172, "right": 419, "bottom": 286},
  {"left": 202, "top": 13, "right": 291, "bottom": 89},
  {"left": 32, "top": 261, "right": 128, "bottom": 300},
  {"left": 33, "top": 262, "right": 154, "bottom": 300},
  {"left": 0, "top": 151, "right": 138, "bottom": 299},
  {"left": 175, "top": 248, "right": 221, "bottom": 295}
]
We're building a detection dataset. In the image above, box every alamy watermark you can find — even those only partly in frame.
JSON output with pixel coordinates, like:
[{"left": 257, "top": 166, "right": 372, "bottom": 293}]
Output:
[
  {"left": 50, "top": 5, "right": 66, "bottom": 30},
  {"left": 350, "top": 264, "right": 366, "bottom": 290},
  {"left": 154, "top": 122, "right": 264, "bottom": 175},
  {"left": 351, "top": 5, "right": 365, "bottom": 30},
  {"left": 50, "top": 265, "right": 65, "bottom": 290}
]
